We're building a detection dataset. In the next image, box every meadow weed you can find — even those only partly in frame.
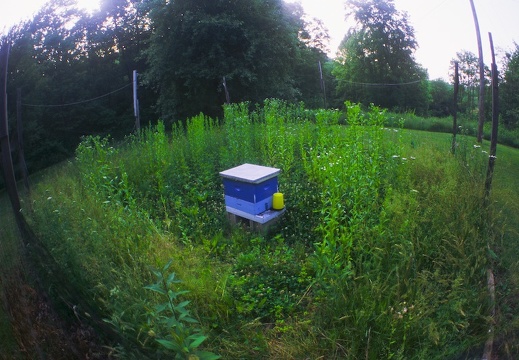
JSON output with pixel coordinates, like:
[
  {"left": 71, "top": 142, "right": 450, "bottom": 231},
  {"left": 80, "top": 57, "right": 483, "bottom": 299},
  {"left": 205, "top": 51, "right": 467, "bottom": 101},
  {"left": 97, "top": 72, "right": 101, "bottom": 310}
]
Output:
[{"left": 24, "top": 100, "right": 507, "bottom": 358}]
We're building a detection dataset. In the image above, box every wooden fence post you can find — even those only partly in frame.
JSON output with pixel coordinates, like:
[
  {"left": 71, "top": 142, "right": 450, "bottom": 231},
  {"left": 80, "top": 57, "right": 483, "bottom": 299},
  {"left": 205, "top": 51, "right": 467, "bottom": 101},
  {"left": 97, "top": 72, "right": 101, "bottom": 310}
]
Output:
[
  {"left": 222, "top": 76, "right": 230, "bottom": 105},
  {"left": 133, "top": 70, "right": 140, "bottom": 131},
  {"left": 484, "top": 33, "right": 499, "bottom": 203},
  {"left": 0, "top": 41, "right": 21, "bottom": 218},
  {"left": 469, "top": 0, "right": 485, "bottom": 143},
  {"left": 16, "top": 88, "right": 30, "bottom": 191},
  {"left": 318, "top": 61, "right": 327, "bottom": 109},
  {"left": 451, "top": 62, "right": 459, "bottom": 154},
  {"left": 482, "top": 32, "right": 499, "bottom": 360}
]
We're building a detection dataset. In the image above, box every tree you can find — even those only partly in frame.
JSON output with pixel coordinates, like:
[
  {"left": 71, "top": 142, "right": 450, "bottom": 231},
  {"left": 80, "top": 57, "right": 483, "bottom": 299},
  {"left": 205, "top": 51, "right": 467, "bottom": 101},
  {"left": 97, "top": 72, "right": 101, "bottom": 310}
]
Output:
[
  {"left": 4, "top": 0, "right": 95, "bottom": 169},
  {"left": 449, "top": 51, "right": 479, "bottom": 113},
  {"left": 285, "top": 2, "right": 335, "bottom": 108},
  {"left": 500, "top": 43, "right": 519, "bottom": 129},
  {"left": 296, "top": 11, "right": 331, "bottom": 54},
  {"left": 429, "top": 79, "right": 453, "bottom": 117},
  {"left": 144, "top": 0, "right": 304, "bottom": 121},
  {"left": 333, "top": 0, "right": 429, "bottom": 114},
  {"left": 449, "top": 50, "right": 491, "bottom": 116},
  {"left": 2, "top": 0, "right": 150, "bottom": 171},
  {"left": 1, "top": 0, "right": 334, "bottom": 175}
]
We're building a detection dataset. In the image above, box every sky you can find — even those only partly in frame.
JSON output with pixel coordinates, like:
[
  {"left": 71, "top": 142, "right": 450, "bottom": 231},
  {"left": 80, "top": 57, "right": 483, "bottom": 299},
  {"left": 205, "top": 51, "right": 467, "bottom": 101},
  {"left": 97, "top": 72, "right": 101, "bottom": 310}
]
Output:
[
  {"left": 292, "top": 0, "right": 518, "bottom": 80},
  {"left": 1, "top": 0, "right": 518, "bottom": 80}
]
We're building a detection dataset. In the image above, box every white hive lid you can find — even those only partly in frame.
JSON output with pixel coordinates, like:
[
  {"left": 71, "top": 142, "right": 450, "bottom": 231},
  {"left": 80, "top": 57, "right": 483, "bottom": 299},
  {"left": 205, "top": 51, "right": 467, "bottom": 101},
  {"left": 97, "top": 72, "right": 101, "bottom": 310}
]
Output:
[{"left": 219, "top": 163, "right": 280, "bottom": 184}]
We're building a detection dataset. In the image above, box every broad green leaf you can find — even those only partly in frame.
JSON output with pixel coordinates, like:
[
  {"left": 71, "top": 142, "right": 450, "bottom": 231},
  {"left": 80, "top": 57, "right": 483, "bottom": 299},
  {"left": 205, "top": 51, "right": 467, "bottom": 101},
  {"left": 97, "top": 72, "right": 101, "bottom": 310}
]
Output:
[
  {"left": 163, "top": 259, "right": 173, "bottom": 272},
  {"left": 175, "top": 300, "right": 191, "bottom": 309},
  {"left": 187, "top": 334, "right": 207, "bottom": 349},
  {"left": 167, "top": 271, "right": 178, "bottom": 284},
  {"left": 154, "top": 303, "right": 168, "bottom": 314},
  {"left": 194, "top": 351, "right": 221, "bottom": 360},
  {"left": 156, "top": 339, "right": 181, "bottom": 351},
  {"left": 144, "top": 284, "right": 166, "bottom": 295}
]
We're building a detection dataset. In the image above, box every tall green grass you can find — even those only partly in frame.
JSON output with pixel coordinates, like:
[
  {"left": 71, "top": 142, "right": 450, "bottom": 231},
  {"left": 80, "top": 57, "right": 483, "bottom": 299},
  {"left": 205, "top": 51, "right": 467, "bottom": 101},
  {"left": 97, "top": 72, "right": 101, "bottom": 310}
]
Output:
[
  {"left": 386, "top": 110, "right": 519, "bottom": 150},
  {"left": 24, "top": 100, "right": 505, "bottom": 358}
]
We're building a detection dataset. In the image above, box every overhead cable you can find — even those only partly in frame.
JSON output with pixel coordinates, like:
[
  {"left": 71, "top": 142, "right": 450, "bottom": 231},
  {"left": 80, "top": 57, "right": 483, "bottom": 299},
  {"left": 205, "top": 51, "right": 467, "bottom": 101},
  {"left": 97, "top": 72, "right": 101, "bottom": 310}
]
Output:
[
  {"left": 342, "top": 79, "right": 423, "bottom": 86},
  {"left": 22, "top": 83, "right": 132, "bottom": 108}
]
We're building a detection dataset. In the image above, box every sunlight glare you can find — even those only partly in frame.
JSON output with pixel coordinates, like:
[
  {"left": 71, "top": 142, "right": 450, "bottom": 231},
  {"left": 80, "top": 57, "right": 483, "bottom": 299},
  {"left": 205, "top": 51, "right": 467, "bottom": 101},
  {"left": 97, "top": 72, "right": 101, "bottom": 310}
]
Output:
[{"left": 76, "top": 0, "right": 100, "bottom": 14}]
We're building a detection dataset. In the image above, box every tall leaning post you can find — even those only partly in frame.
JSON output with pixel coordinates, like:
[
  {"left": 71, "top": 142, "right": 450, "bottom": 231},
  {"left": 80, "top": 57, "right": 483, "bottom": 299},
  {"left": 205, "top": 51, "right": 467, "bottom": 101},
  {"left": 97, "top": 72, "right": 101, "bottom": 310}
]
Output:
[
  {"left": 469, "top": 0, "right": 485, "bottom": 143},
  {"left": 133, "top": 70, "right": 140, "bottom": 132},
  {"left": 0, "top": 41, "right": 22, "bottom": 220}
]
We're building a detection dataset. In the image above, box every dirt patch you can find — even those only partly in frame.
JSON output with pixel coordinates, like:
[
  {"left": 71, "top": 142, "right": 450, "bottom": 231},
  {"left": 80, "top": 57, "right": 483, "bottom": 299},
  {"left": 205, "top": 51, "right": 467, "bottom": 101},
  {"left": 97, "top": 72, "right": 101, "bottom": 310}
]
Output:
[{"left": 1, "top": 269, "right": 113, "bottom": 360}]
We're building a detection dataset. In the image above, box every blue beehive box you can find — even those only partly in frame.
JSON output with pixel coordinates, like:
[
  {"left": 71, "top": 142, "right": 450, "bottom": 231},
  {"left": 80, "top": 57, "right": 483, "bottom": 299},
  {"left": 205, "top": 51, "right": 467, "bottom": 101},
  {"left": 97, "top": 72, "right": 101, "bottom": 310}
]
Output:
[{"left": 219, "top": 163, "right": 280, "bottom": 216}]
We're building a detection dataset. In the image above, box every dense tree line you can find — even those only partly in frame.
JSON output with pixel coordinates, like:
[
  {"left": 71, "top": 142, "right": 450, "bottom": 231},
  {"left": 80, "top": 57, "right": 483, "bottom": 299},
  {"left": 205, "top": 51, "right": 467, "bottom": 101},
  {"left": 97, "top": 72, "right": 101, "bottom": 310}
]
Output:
[
  {"left": 4, "top": 0, "right": 152, "bottom": 171},
  {"left": 144, "top": 0, "right": 329, "bottom": 120},
  {"left": 333, "top": 0, "right": 429, "bottom": 114},
  {"left": 1, "top": 0, "right": 518, "bottom": 176},
  {"left": 501, "top": 43, "right": 519, "bottom": 129}
]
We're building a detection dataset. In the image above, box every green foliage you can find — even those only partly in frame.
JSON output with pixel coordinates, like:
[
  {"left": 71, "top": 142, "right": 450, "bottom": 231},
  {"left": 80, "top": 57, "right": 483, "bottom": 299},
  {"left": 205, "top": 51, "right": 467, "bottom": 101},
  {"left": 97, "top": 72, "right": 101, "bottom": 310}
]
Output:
[
  {"left": 223, "top": 102, "right": 254, "bottom": 166},
  {"left": 334, "top": 0, "right": 429, "bottom": 114},
  {"left": 144, "top": 260, "right": 220, "bottom": 360},
  {"left": 228, "top": 237, "right": 311, "bottom": 323},
  {"left": 5, "top": 0, "right": 519, "bottom": 187},
  {"left": 428, "top": 78, "right": 454, "bottom": 117},
  {"left": 0, "top": 196, "right": 23, "bottom": 357},
  {"left": 25, "top": 100, "right": 508, "bottom": 358},
  {"left": 449, "top": 50, "right": 490, "bottom": 114},
  {"left": 385, "top": 111, "right": 454, "bottom": 133},
  {"left": 383, "top": 110, "right": 519, "bottom": 150},
  {"left": 303, "top": 103, "right": 403, "bottom": 285},
  {"left": 501, "top": 43, "right": 519, "bottom": 129},
  {"left": 3, "top": 0, "right": 152, "bottom": 173},
  {"left": 259, "top": 99, "right": 301, "bottom": 172},
  {"left": 145, "top": 0, "right": 306, "bottom": 120}
]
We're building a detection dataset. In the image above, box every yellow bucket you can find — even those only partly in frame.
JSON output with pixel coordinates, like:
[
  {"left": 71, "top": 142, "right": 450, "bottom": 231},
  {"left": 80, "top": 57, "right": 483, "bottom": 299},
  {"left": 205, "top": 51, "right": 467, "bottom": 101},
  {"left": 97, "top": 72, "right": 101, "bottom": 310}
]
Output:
[{"left": 272, "top": 192, "right": 284, "bottom": 210}]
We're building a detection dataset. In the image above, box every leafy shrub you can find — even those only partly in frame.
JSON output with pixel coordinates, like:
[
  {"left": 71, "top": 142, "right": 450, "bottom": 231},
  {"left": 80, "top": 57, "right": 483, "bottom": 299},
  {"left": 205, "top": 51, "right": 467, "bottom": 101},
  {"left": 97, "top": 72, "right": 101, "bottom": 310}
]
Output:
[
  {"left": 143, "top": 260, "right": 220, "bottom": 360},
  {"left": 227, "top": 238, "right": 312, "bottom": 323},
  {"left": 26, "top": 100, "right": 500, "bottom": 359}
]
